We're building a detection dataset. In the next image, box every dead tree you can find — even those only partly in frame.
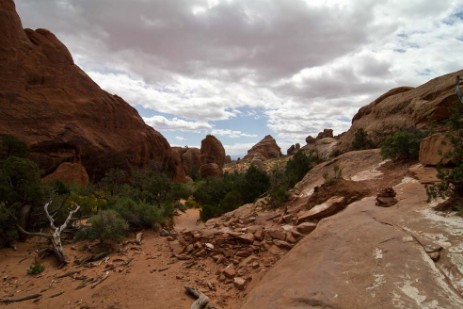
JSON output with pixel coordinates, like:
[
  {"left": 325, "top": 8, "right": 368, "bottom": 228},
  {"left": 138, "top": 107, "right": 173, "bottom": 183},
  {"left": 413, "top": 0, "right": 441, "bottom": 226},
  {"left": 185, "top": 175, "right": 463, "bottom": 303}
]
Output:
[{"left": 17, "top": 201, "right": 80, "bottom": 266}]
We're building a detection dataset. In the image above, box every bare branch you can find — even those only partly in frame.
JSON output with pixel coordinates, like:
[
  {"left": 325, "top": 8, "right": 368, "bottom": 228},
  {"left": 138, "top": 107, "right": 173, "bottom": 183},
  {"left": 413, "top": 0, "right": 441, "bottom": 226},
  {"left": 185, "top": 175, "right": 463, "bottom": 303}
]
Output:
[
  {"left": 16, "top": 224, "right": 51, "bottom": 240},
  {"left": 58, "top": 202, "right": 80, "bottom": 234},
  {"left": 43, "top": 200, "right": 57, "bottom": 230}
]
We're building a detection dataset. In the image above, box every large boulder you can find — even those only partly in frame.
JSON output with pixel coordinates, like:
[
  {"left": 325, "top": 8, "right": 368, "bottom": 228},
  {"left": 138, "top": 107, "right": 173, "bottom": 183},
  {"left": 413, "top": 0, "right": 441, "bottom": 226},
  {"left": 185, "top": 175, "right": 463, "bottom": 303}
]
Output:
[
  {"left": 242, "top": 182, "right": 463, "bottom": 309},
  {"left": 244, "top": 135, "right": 282, "bottom": 161},
  {"left": 172, "top": 147, "right": 201, "bottom": 180},
  {"left": 0, "top": 0, "right": 178, "bottom": 182},
  {"left": 42, "top": 162, "right": 89, "bottom": 186},
  {"left": 336, "top": 70, "right": 463, "bottom": 153},
  {"left": 199, "top": 135, "right": 225, "bottom": 178}
]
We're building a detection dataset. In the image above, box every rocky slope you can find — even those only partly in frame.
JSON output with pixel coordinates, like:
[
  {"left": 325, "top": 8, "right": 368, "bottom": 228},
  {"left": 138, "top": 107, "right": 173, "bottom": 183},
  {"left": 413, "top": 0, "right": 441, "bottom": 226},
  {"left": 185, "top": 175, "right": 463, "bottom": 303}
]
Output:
[
  {"left": 0, "top": 0, "right": 177, "bottom": 181},
  {"left": 337, "top": 69, "right": 463, "bottom": 153}
]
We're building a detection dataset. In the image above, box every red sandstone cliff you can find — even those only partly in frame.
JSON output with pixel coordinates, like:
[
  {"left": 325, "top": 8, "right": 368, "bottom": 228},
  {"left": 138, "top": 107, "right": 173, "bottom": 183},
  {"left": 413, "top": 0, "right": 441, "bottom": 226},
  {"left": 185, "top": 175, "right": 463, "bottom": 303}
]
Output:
[{"left": 0, "top": 0, "right": 177, "bottom": 181}]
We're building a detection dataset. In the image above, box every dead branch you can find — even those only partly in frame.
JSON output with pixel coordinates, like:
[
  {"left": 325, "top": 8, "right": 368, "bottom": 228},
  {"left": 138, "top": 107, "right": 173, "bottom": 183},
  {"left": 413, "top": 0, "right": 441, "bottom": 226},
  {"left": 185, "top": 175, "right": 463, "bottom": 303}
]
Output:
[
  {"left": 54, "top": 270, "right": 81, "bottom": 279},
  {"left": 185, "top": 286, "right": 220, "bottom": 309},
  {"left": 0, "top": 293, "right": 42, "bottom": 304},
  {"left": 49, "top": 291, "right": 64, "bottom": 298},
  {"left": 91, "top": 271, "right": 110, "bottom": 289}
]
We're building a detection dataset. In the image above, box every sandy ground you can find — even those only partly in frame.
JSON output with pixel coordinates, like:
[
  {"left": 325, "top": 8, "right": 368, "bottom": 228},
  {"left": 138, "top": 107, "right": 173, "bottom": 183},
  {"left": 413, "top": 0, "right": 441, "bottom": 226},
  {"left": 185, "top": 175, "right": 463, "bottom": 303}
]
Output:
[{"left": 0, "top": 208, "right": 243, "bottom": 309}]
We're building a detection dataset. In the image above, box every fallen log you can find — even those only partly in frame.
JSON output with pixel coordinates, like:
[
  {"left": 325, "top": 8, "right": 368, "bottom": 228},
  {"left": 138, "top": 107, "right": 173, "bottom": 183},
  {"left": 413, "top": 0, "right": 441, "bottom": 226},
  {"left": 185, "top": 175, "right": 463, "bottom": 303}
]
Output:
[{"left": 0, "top": 294, "right": 42, "bottom": 304}]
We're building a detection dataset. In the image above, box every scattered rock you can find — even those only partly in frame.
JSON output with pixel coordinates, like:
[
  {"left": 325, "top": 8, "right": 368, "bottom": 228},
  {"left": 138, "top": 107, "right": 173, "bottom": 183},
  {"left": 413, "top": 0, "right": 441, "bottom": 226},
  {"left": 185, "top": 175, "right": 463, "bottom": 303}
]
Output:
[
  {"left": 233, "top": 277, "right": 247, "bottom": 290},
  {"left": 223, "top": 265, "right": 236, "bottom": 279},
  {"left": 295, "top": 222, "right": 317, "bottom": 234},
  {"left": 266, "top": 228, "right": 287, "bottom": 241},
  {"left": 272, "top": 240, "right": 293, "bottom": 250}
]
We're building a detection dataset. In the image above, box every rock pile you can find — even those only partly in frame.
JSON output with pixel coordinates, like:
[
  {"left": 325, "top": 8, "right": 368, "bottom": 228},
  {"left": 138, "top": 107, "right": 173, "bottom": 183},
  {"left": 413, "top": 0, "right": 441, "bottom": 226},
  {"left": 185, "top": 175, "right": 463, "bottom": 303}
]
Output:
[
  {"left": 375, "top": 187, "right": 398, "bottom": 207},
  {"left": 167, "top": 203, "right": 321, "bottom": 290}
]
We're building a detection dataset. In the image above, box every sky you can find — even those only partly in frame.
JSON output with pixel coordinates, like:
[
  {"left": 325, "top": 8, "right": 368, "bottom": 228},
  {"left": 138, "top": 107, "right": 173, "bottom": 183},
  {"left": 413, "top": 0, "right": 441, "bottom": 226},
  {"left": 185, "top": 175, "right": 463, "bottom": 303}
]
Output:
[{"left": 15, "top": 0, "right": 463, "bottom": 158}]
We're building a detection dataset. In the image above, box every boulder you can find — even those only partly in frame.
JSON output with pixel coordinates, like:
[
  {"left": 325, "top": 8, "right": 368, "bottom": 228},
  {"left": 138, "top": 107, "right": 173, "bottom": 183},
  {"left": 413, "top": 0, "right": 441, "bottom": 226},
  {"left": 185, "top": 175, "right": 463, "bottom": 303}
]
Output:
[
  {"left": 244, "top": 135, "right": 282, "bottom": 161},
  {"left": 199, "top": 163, "right": 223, "bottom": 178},
  {"left": 295, "top": 222, "right": 317, "bottom": 234},
  {"left": 199, "top": 135, "right": 225, "bottom": 178},
  {"left": 42, "top": 162, "right": 89, "bottom": 186},
  {"left": 172, "top": 147, "right": 201, "bottom": 179},
  {"left": 0, "top": 0, "right": 178, "bottom": 182},
  {"left": 419, "top": 132, "right": 453, "bottom": 166}
]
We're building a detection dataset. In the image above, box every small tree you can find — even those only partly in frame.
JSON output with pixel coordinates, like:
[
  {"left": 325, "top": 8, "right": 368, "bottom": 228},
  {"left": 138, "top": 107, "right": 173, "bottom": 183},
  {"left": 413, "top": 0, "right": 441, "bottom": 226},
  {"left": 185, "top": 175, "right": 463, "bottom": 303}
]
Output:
[
  {"left": 352, "top": 128, "right": 374, "bottom": 150},
  {"left": 380, "top": 129, "right": 424, "bottom": 161}
]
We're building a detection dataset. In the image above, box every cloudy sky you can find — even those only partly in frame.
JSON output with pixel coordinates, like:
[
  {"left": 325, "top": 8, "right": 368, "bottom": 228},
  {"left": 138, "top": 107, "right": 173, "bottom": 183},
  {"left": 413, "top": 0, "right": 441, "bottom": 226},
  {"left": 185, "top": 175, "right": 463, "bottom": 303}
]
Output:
[{"left": 16, "top": 0, "right": 463, "bottom": 157}]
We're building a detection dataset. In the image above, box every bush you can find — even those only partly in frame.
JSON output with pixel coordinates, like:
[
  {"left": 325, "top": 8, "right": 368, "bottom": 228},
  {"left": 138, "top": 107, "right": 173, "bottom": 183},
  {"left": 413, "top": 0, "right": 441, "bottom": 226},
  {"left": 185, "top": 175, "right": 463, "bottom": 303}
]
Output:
[
  {"left": 0, "top": 135, "right": 29, "bottom": 159},
  {"left": 111, "top": 197, "right": 162, "bottom": 230},
  {"left": 240, "top": 165, "right": 270, "bottom": 203},
  {"left": 286, "top": 151, "right": 318, "bottom": 187},
  {"left": 380, "top": 129, "right": 424, "bottom": 161},
  {"left": 352, "top": 128, "right": 374, "bottom": 150},
  {"left": 27, "top": 262, "right": 45, "bottom": 275},
  {"left": 76, "top": 210, "right": 128, "bottom": 244}
]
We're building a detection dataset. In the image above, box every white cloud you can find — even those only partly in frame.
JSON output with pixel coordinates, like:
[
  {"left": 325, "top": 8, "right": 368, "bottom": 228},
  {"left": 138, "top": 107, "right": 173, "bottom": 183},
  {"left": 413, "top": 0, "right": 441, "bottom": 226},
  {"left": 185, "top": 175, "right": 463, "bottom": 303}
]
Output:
[
  {"left": 211, "top": 129, "right": 257, "bottom": 138},
  {"left": 222, "top": 142, "right": 256, "bottom": 157},
  {"left": 16, "top": 0, "right": 463, "bottom": 151},
  {"left": 143, "top": 115, "right": 212, "bottom": 132}
]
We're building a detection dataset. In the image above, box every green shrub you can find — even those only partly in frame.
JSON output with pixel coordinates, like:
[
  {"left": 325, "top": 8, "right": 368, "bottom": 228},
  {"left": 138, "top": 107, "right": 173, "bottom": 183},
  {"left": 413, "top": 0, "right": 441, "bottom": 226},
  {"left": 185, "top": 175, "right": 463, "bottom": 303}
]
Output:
[
  {"left": 221, "top": 190, "right": 243, "bottom": 213},
  {"left": 0, "top": 135, "right": 29, "bottom": 159},
  {"left": 27, "top": 262, "right": 45, "bottom": 275},
  {"left": 76, "top": 210, "right": 128, "bottom": 244},
  {"left": 286, "top": 150, "right": 319, "bottom": 187},
  {"left": 111, "top": 197, "right": 162, "bottom": 230},
  {"left": 380, "top": 129, "right": 424, "bottom": 161},
  {"left": 352, "top": 128, "right": 375, "bottom": 150},
  {"left": 240, "top": 165, "right": 270, "bottom": 203},
  {"left": 322, "top": 163, "right": 343, "bottom": 186}
]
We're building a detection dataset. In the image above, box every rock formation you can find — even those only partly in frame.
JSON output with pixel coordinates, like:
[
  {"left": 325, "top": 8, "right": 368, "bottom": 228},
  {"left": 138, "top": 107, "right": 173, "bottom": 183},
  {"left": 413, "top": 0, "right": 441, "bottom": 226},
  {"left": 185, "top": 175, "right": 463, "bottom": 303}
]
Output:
[
  {"left": 286, "top": 143, "right": 300, "bottom": 156},
  {"left": 244, "top": 135, "right": 282, "bottom": 161},
  {"left": 336, "top": 70, "right": 463, "bottom": 153},
  {"left": 42, "top": 162, "right": 90, "bottom": 186},
  {"left": 0, "top": 0, "right": 177, "bottom": 181},
  {"left": 172, "top": 147, "right": 201, "bottom": 180},
  {"left": 301, "top": 129, "right": 338, "bottom": 160},
  {"left": 199, "top": 135, "right": 225, "bottom": 178}
]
